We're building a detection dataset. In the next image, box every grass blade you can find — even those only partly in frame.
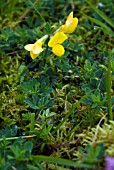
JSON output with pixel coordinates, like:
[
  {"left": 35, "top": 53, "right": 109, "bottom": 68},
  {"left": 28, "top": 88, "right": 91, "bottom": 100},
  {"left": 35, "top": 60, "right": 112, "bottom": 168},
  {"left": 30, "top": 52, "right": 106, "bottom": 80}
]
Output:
[
  {"left": 106, "top": 50, "right": 113, "bottom": 120},
  {"left": 84, "top": 14, "right": 114, "bottom": 37},
  {"left": 86, "top": 1, "right": 114, "bottom": 28},
  {"left": 32, "top": 155, "right": 95, "bottom": 169}
]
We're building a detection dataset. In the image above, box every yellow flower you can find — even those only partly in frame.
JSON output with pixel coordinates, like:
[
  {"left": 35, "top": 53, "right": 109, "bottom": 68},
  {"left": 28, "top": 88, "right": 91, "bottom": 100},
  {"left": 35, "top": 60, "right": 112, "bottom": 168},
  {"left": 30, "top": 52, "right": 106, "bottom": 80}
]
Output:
[
  {"left": 24, "top": 35, "right": 48, "bottom": 59},
  {"left": 48, "top": 32, "right": 68, "bottom": 56},
  {"left": 60, "top": 11, "right": 78, "bottom": 34}
]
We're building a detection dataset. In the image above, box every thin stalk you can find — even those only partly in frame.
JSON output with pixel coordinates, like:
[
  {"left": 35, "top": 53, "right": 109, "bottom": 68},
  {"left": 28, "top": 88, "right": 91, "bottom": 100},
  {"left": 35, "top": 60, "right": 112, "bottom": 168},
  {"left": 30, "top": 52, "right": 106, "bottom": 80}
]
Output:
[
  {"left": 28, "top": 0, "right": 46, "bottom": 23},
  {"left": 107, "top": 50, "right": 113, "bottom": 120},
  {"left": 43, "top": 36, "right": 49, "bottom": 65},
  {"left": 43, "top": 37, "right": 49, "bottom": 59},
  {"left": 0, "top": 135, "right": 36, "bottom": 142},
  {"left": 30, "top": 113, "right": 35, "bottom": 132}
]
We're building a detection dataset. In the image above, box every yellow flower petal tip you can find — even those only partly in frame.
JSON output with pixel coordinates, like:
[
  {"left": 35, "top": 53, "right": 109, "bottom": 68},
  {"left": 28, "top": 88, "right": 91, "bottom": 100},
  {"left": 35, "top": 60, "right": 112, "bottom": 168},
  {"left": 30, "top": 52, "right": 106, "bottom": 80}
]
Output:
[
  {"left": 48, "top": 32, "right": 68, "bottom": 47},
  {"left": 52, "top": 44, "right": 65, "bottom": 57},
  {"left": 24, "top": 44, "right": 35, "bottom": 51},
  {"left": 60, "top": 11, "right": 78, "bottom": 34},
  {"left": 24, "top": 35, "right": 48, "bottom": 59}
]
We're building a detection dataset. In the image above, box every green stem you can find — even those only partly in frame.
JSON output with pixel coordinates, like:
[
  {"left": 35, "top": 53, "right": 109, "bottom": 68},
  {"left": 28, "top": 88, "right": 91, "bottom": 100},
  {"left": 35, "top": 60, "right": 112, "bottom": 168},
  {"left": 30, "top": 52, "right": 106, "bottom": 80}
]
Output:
[
  {"left": 28, "top": 0, "right": 45, "bottom": 23},
  {"left": 0, "top": 135, "right": 36, "bottom": 142},
  {"left": 43, "top": 38, "right": 49, "bottom": 58},
  {"left": 43, "top": 36, "right": 49, "bottom": 65},
  {"left": 107, "top": 50, "right": 113, "bottom": 120},
  {"left": 30, "top": 113, "right": 35, "bottom": 132}
]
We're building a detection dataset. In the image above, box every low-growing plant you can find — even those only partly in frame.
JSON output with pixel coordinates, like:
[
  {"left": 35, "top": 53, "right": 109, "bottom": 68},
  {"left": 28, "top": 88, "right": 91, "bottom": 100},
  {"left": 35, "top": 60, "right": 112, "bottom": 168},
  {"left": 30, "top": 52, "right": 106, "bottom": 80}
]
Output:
[{"left": 1, "top": 0, "right": 114, "bottom": 169}]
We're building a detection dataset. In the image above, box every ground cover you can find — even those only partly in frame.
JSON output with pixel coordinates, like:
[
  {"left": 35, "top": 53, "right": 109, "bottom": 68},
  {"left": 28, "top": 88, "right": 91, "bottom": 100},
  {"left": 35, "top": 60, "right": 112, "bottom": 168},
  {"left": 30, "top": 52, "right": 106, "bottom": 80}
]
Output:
[{"left": 0, "top": 0, "right": 114, "bottom": 169}]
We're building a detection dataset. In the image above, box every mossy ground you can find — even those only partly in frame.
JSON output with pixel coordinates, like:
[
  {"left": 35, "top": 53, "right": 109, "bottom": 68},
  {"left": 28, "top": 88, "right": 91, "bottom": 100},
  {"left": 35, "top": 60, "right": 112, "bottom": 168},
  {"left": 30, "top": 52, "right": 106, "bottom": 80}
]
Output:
[{"left": 0, "top": 0, "right": 114, "bottom": 169}]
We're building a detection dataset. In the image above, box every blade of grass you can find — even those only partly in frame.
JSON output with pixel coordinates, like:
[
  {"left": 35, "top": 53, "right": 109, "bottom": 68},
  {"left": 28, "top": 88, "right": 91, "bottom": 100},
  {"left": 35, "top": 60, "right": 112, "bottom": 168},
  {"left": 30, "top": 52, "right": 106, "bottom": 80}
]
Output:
[
  {"left": 86, "top": 0, "right": 114, "bottom": 28},
  {"left": 106, "top": 50, "right": 113, "bottom": 120},
  {"left": 32, "top": 155, "right": 95, "bottom": 169},
  {"left": 28, "top": 0, "right": 45, "bottom": 23},
  {"left": 83, "top": 14, "right": 114, "bottom": 37},
  {"left": 30, "top": 113, "right": 35, "bottom": 132}
]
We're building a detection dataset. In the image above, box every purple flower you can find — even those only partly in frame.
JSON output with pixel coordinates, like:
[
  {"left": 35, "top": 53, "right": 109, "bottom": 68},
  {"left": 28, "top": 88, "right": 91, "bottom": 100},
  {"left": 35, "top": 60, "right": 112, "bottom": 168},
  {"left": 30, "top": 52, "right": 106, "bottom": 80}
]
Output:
[{"left": 105, "top": 156, "right": 114, "bottom": 170}]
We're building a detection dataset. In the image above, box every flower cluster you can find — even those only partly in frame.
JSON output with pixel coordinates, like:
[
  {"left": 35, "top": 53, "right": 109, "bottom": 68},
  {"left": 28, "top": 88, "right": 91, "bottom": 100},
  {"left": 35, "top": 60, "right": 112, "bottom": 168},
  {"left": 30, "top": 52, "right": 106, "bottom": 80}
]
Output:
[{"left": 24, "top": 11, "right": 78, "bottom": 59}]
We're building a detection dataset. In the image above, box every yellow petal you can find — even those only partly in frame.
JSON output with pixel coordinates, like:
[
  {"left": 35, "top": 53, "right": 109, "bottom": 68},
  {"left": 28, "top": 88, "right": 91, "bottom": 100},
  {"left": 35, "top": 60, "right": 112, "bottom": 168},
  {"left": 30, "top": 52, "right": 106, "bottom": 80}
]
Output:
[
  {"left": 67, "top": 11, "right": 73, "bottom": 21},
  {"left": 65, "top": 17, "right": 78, "bottom": 33},
  {"left": 35, "top": 41, "right": 42, "bottom": 47},
  {"left": 48, "top": 32, "right": 68, "bottom": 47},
  {"left": 24, "top": 35, "right": 48, "bottom": 52},
  {"left": 30, "top": 51, "right": 39, "bottom": 59},
  {"left": 61, "top": 17, "right": 78, "bottom": 34},
  {"left": 60, "top": 11, "right": 78, "bottom": 34},
  {"left": 52, "top": 44, "right": 65, "bottom": 56},
  {"left": 24, "top": 44, "right": 35, "bottom": 51},
  {"left": 66, "top": 11, "right": 73, "bottom": 27},
  {"left": 60, "top": 24, "right": 67, "bottom": 33},
  {"left": 32, "top": 42, "right": 43, "bottom": 54}
]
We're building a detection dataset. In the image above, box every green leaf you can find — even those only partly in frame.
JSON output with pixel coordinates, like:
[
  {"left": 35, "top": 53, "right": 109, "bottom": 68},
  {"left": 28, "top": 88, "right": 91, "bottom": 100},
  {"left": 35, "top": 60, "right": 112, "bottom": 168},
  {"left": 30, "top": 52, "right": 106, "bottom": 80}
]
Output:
[
  {"left": 21, "top": 79, "right": 40, "bottom": 94},
  {"left": 24, "top": 98, "right": 38, "bottom": 109},
  {"left": 43, "top": 22, "right": 54, "bottom": 34},
  {"left": 26, "top": 164, "right": 40, "bottom": 170},
  {"left": 0, "top": 126, "right": 18, "bottom": 138},
  {"left": 24, "top": 141, "right": 33, "bottom": 153}
]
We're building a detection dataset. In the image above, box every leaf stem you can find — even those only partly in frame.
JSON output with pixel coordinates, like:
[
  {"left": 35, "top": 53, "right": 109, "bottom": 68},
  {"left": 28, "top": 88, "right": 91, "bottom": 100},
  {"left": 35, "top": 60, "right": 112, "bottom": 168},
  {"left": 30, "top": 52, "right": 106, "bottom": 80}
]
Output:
[
  {"left": 43, "top": 36, "right": 49, "bottom": 65},
  {"left": 107, "top": 50, "right": 113, "bottom": 120}
]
